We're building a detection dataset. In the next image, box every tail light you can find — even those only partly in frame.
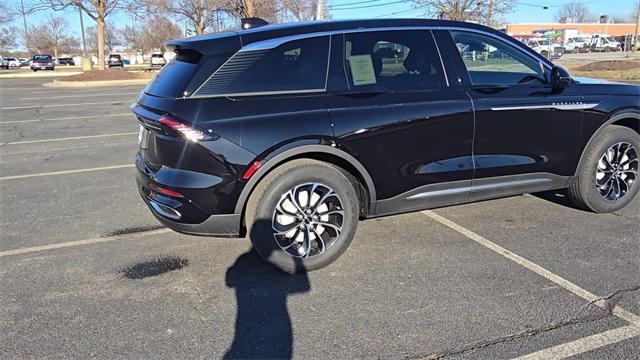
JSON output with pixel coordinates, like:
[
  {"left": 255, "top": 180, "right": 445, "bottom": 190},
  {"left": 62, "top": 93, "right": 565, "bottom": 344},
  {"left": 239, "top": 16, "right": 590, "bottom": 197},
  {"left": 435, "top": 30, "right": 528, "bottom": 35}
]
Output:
[
  {"left": 159, "top": 117, "right": 208, "bottom": 142},
  {"left": 149, "top": 183, "right": 184, "bottom": 198}
]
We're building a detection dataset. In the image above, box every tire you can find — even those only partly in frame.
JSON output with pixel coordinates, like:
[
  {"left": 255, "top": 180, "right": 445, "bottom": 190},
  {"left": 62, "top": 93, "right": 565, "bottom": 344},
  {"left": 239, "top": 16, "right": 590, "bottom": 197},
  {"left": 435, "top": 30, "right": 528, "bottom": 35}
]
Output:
[
  {"left": 245, "top": 159, "right": 359, "bottom": 274},
  {"left": 568, "top": 125, "right": 640, "bottom": 213},
  {"left": 541, "top": 50, "right": 549, "bottom": 58}
]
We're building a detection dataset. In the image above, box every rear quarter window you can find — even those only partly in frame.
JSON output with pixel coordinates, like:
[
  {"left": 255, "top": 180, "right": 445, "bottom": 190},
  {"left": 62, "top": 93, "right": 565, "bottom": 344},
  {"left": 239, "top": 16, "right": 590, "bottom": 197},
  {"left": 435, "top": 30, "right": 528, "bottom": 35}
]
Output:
[{"left": 193, "top": 36, "right": 330, "bottom": 97}]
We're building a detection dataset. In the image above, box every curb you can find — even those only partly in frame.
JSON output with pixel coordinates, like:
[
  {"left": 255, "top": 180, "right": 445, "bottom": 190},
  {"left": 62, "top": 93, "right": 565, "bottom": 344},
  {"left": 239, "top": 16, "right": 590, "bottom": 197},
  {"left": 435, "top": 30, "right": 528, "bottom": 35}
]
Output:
[
  {"left": 0, "top": 72, "right": 82, "bottom": 79},
  {"left": 44, "top": 78, "right": 151, "bottom": 88}
]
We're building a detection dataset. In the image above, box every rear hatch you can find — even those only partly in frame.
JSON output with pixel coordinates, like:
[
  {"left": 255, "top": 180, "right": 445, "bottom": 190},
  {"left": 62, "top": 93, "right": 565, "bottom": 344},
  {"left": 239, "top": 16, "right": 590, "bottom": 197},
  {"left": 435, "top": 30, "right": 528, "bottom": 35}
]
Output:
[{"left": 133, "top": 31, "right": 246, "bottom": 174}]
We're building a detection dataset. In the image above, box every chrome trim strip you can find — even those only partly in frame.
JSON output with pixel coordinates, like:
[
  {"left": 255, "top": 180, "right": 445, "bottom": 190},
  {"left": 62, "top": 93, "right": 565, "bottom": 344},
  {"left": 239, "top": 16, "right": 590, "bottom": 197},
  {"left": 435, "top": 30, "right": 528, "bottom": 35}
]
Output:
[
  {"left": 407, "top": 178, "right": 550, "bottom": 200},
  {"left": 150, "top": 201, "right": 182, "bottom": 221},
  {"left": 189, "top": 88, "right": 326, "bottom": 99},
  {"left": 430, "top": 30, "right": 449, "bottom": 87},
  {"left": 491, "top": 103, "right": 599, "bottom": 111},
  {"left": 239, "top": 31, "right": 333, "bottom": 52}
]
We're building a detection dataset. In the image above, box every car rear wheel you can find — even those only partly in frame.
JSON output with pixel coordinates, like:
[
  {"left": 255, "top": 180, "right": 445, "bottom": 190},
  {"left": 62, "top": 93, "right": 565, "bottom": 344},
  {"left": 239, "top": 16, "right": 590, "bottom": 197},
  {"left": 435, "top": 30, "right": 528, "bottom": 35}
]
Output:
[
  {"left": 245, "top": 159, "right": 359, "bottom": 274},
  {"left": 569, "top": 125, "right": 639, "bottom": 212}
]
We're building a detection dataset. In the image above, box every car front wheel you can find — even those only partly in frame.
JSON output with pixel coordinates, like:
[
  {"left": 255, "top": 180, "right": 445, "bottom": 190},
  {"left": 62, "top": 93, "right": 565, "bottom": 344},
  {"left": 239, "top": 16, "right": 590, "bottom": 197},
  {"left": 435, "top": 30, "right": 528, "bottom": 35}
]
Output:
[
  {"left": 569, "top": 125, "right": 639, "bottom": 212},
  {"left": 245, "top": 159, "right": 359, "bottom": 274}
]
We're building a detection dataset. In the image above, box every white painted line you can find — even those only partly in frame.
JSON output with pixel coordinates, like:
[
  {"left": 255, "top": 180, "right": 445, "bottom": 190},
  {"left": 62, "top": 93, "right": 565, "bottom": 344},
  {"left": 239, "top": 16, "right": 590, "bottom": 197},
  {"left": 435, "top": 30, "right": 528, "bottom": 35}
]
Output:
[
  {"left": 0, "top": 228, "right": 172, "bottom": 258},
  {"left": 2, "top": 100, "right": 128, "bottom": 110},
  {"left": 2, "top": 132, "right": 136, "bottom": 145},
  {"left": 515, "top": 325, "right": 640, "bottom": 360},
  {"left": 0, "top": 113, "right": 131, "bottom": 125},
  {"left": 21, "top": 92, "right": 139, "bottom": 100},
  {"left": 0, "top": 164, "right": 134, "bottom": 181},
  {"left": 422, "top": 210, "right": 640, "bottom": 326}
]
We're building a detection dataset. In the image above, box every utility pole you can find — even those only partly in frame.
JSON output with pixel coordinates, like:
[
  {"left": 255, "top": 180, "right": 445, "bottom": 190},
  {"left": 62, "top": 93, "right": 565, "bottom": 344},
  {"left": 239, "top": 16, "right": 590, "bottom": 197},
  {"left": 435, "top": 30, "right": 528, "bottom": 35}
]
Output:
[
  {"left": 487, "top": 0, "right": 495, "bottom": 27},
  {"left": 79, "top": 6, "right": 87, "bottom": 57},
  {"left": 634, "top": 1, "right": 640, "bottom": 52},
  {"left": 20, "top": 0, "right": 28, "bottom": 48},
  {"left": 316, "top": 0, "right": 325, "bottom": 20}
]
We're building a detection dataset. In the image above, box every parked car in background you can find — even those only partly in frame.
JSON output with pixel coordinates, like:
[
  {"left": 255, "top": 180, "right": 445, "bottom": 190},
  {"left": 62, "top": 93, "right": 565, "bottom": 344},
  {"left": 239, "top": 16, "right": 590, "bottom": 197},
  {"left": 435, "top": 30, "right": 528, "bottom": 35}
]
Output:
[
  {"left": 0, "top": 56, "right": 8, "bottom": 69},
  {"left": 525, "top": 38, "right": 564, "bottom": 59},
  {"left": 150, "top": 53, "right": 166, "bottom": 67},
  {"left": 564, "top": 36, "right": 590, "bottom": 53},
  {"left": 57, "top": 57, "right": 75, "bottom": 66},
  {"left": 132, "top": 18, "right": 640, "bottom": 273},
  {"left": 108, "top": 54, "right": 124, "bottom": 68},
  {"left": 5, "top": 57, "right": 20, "bottom": 68},
  {"left": 19, "top": 58, "right": 30, "bottom": 66},
  {"left": 31, "top": 54, "right": 55, "bottom": 71},
  {"left": 589, "top": 34, "right": 620, "bottom": 52},
  {"left": 122, "top": 59, "right": 131, "bottom": 65}
]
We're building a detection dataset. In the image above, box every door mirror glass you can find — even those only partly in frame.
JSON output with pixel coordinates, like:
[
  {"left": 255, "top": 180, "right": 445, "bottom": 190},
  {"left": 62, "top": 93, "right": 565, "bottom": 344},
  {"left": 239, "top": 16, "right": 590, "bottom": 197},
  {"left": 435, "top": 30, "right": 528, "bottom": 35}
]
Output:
[{"left": 551, "top": 66, "right": 571, "bottom": 89}]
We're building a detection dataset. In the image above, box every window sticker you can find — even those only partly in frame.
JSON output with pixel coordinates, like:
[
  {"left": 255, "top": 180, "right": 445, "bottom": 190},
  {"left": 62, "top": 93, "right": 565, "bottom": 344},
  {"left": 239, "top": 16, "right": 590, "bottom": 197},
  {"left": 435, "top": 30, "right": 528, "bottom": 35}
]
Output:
[{"left": 348, "top": 55, "right": 377, "bottom": 86}]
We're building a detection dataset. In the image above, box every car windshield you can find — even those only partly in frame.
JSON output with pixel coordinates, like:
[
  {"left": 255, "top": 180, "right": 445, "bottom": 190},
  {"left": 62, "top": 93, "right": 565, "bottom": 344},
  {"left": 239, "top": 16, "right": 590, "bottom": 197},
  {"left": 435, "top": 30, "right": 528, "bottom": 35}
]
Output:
[
  {"left": 535, "top": 39, "right": 550, "bottom": 45},
  {"left": 152, "top": 54, "right": 163, "bottom": 58},
  {"left": 34, "top": 55, "right": 51, "bottom": 61}
]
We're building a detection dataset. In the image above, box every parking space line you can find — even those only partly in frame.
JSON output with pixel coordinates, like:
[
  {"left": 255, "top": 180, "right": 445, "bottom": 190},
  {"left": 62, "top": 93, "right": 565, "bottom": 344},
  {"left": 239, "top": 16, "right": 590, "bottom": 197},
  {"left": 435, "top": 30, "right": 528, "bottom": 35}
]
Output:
[
  {"left": 515, "top": 325, "right": 640, "bottom": 360},
  {"left": 0, "top": 113, "right": 131, "bottom": 125},
  {"left": 21, "top": 92, "right": 139, "bottom": 100},
  {"left": 0, "top": 228, "right": 172, "bottom": 258},
  {"left": 2, "top": 100, "right": 128, "bottom": 110},
  {"left": 0, "top": 164, "right": 134, "bottom": 181},
  {"left": 421, "top": 210, "right": 640, "bottom": 326},
  {"left": 1, "top": 132, "right": 136, "bottom": 145}
]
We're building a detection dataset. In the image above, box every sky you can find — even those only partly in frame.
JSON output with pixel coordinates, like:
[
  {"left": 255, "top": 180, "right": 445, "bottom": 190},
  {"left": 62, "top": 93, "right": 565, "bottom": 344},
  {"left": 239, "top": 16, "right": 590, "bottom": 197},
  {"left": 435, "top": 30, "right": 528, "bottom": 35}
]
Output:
[{"left": 14, "top": 0, "right": 639, "bottom": 43}]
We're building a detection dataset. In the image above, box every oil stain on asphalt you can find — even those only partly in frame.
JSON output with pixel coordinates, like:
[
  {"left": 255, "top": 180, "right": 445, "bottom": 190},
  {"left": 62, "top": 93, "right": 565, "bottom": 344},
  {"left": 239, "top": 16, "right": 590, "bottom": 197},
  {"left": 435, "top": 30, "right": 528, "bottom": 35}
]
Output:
[{"left": 121, "top": 256, "right": 189, "bottom": 279}]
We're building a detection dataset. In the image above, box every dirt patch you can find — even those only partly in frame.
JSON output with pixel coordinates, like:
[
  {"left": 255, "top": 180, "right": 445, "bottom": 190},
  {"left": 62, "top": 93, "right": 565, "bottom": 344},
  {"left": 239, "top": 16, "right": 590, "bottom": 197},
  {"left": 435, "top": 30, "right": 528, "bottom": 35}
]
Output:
[
  {"left": 61, "top": 69, "right": 154, "bottom": 82},
  {"left": 574, "top": 60, "right": 640, "bottom": 72}
]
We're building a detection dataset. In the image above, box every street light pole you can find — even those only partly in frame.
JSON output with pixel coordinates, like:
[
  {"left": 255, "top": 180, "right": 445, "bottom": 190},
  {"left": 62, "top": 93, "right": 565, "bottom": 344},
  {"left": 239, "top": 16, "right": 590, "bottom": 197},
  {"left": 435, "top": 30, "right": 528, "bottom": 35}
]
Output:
[{"left": 78, "top": 6, "right": 87, "bottom": 58}]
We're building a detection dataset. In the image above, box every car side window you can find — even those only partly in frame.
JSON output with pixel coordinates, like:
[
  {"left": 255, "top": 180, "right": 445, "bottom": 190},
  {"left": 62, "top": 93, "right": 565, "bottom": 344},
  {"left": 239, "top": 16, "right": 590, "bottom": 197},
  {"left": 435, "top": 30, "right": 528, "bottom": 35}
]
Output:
[
  {"left": 451, "top": 31, "right": 546, "bottom": 87},
  {"left": 196, "top": 36, "right": 330, "bottom": 96},
  {"left": 343, "top": 30, "right": 446, "bottom": 92}
]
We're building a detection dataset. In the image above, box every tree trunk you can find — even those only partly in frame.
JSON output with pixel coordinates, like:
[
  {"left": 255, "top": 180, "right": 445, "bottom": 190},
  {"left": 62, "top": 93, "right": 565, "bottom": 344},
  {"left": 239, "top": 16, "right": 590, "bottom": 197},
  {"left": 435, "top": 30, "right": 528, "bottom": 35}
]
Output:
[
  {"left": 196, "top": 20, "right": 205, "bottom": 35},
  {"left": 244, "top": 0, "right": 255, "bottom": 17},
  {"left": 97, "top": 16, "right": 106, "bottom": 70}
]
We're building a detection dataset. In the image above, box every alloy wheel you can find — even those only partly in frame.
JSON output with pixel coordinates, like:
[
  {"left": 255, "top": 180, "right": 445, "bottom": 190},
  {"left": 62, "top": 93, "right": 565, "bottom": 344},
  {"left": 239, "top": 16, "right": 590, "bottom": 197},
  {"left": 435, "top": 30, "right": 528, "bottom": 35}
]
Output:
[
  {"left": 272, "top": 183, "right": 344, "bottom": 258},
  {"left": 595, "top": 142, "right": 638, "bottom": 202}
]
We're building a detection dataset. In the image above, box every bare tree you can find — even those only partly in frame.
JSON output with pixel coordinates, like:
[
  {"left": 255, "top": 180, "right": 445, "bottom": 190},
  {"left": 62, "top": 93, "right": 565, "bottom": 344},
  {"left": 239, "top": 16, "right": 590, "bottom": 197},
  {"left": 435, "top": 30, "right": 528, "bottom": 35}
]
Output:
[
  {"left": 281, "top": 0, "right": 316, "bottom": 21},
  {"left": 154, "top": 0, "right": 222, "bottom": 35},
  {"left": 25, "top": 16, "right": 78, "bottom": 57},
  {"left": 0, "top": 1, "right": 15, "bottom": 24},
  {"left": 224, "top": 0, "right": 278, "bottom": 23},
  {"left": 140, "top": 15, "right": 182, "bottom": 53},
  {"left": 555, "top": 2, "right": 595, "bottom": 23},
  {"left": 0, "top": 26, "right": 18, "bottom": 51},
  {"left": 86, "top": 21, "right": 120, "bottom": 55},
  {"left": 411, "top": 0, "right": 513, "bottom": 25},
  {"left": 34, "top": 0, "right": 137, "bottom": 70}
]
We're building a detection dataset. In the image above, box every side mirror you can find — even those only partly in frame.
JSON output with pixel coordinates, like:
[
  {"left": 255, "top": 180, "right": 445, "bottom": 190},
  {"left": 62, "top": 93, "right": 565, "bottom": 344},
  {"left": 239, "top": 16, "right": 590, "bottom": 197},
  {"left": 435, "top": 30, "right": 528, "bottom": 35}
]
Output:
[{"left": 551, "top": 66, "right": 571, "bottom": 89}]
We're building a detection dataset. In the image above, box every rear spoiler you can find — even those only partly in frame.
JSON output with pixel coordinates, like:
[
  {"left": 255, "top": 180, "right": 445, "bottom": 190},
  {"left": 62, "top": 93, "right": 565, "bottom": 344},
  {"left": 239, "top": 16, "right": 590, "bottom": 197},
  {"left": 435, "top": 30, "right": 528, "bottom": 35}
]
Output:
[{"left": 165, "top": 31, "right": 242, "bottom": 59}]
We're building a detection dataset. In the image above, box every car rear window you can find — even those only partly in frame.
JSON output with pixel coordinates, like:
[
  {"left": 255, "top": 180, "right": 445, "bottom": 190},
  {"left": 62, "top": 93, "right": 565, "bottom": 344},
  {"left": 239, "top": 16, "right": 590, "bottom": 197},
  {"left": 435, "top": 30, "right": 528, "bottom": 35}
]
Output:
[
  {"left": 34, "top": 55, "right": 51, "bottom": 61},
  {"left": 193, "top": 36, "right": 330, "bottom": 97}
]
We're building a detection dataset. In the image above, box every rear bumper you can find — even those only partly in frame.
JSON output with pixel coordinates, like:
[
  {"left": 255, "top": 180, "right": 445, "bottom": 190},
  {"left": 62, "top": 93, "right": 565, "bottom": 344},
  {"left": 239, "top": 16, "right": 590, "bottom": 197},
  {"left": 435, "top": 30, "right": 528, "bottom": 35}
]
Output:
[{"left": 135, "top": 152, "right": 241, "bottom": 237}]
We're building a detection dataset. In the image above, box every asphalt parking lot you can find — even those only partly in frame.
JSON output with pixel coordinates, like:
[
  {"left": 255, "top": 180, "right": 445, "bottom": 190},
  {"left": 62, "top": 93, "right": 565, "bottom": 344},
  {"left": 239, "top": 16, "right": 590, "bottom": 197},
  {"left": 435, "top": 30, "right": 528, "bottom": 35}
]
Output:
[{"left": 1, "top": 76, "right": 638, "bottom": 359}]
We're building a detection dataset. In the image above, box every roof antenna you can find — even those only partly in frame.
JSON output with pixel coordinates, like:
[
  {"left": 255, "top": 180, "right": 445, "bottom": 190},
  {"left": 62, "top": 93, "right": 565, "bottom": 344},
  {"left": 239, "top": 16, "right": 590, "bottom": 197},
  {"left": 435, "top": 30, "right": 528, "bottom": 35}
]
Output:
[{"left": 241, "top": 18, "right": 269, "bottom": 30}]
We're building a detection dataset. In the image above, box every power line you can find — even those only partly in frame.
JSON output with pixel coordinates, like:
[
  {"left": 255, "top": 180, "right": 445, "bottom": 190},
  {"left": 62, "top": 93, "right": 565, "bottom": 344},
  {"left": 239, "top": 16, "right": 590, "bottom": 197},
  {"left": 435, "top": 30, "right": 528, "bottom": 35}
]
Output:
[
  {"left": 325, "top": 0, "right": 389, "bottom": 9},
  {"left": 329, "top": 0, "right": 407, "bottom": 11}
]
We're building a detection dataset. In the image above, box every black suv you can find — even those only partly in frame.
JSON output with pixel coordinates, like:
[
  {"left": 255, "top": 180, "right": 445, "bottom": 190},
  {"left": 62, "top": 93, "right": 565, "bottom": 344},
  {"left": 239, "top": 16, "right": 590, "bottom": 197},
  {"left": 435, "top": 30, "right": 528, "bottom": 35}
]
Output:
[{"left": 132, "top": 19, "right": 640, "bottom": 273}]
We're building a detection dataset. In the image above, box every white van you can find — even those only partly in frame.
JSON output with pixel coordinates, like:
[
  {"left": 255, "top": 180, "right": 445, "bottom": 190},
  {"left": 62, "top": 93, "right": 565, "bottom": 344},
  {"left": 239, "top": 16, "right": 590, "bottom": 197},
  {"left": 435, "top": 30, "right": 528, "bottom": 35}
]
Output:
[
  {"left": 564, "top": 35, "right": 591, "bottom": 53},
  {"left": 589, "top": 34, "right": 621, "bottom": 52}
]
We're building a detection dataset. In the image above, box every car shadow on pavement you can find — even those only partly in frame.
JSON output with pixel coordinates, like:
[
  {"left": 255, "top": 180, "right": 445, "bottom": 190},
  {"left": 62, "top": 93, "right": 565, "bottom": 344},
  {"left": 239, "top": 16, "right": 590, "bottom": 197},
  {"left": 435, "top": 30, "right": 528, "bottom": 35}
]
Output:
[
  {"left": 224, "top": 231, "right": 310, "bottom": 359},
  {"left": 531, "top": 189, "right": 584, "bottom": 210}
]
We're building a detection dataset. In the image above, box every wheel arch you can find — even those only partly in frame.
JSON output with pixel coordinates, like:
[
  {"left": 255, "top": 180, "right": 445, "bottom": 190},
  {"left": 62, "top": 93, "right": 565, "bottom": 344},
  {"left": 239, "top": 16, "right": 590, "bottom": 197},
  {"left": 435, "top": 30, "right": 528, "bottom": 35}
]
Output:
[
  {"left": 234, "top": 144, "right": 377, "bottom": 226},
  {"left": 574, "top": 110, "right": 640, "bottom": 176}
]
